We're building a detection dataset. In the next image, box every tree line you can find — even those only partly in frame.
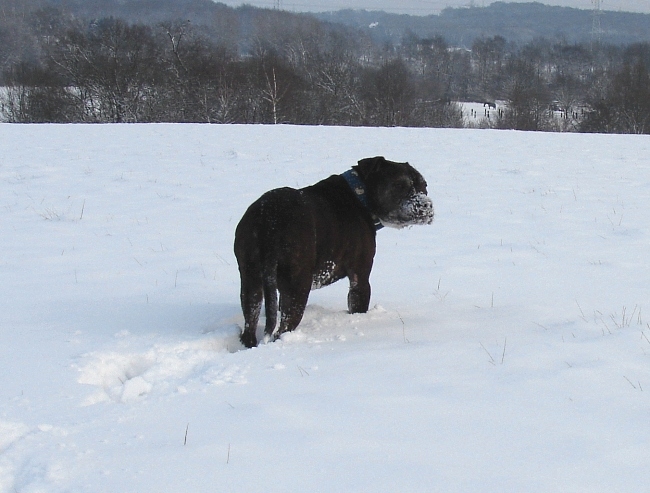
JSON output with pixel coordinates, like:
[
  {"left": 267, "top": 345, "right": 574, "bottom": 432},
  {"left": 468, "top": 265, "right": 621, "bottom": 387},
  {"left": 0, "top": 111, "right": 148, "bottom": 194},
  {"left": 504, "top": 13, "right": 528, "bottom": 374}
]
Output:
[{"left": 1, "top": 4, "right": 649, "bottom": 133}]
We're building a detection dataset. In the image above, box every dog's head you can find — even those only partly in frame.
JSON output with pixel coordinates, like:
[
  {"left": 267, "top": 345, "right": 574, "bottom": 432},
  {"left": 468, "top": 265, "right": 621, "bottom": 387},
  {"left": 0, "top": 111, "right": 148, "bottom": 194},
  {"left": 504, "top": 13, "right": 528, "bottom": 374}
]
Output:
[{"left": 354, "top": 156, "right": 434, "bottom": 229}]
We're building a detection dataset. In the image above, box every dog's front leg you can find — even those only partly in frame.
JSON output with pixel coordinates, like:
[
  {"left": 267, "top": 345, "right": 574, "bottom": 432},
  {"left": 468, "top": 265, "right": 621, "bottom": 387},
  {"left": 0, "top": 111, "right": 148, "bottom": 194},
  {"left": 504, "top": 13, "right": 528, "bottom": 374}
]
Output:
[{"left": 347, "top": 273, "right": 371, "bottom": 314}]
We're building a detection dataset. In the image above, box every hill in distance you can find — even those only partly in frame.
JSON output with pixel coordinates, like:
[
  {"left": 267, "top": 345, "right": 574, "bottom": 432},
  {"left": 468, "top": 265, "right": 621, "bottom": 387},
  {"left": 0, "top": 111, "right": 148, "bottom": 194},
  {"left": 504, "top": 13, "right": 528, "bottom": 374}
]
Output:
[
  {"left": 4, "top": 0, "right": 650, "bottom": 48},
  {"left": 314, "top": 1, "right": 650, "bottom": 46}
]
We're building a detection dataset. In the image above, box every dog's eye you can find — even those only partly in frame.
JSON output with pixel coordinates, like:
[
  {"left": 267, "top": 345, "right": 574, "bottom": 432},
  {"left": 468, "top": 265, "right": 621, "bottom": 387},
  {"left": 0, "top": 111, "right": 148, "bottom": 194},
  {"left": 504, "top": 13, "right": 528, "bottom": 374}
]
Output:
[{"left": 394, "top": 178, "right": 412, "bottom": 194}]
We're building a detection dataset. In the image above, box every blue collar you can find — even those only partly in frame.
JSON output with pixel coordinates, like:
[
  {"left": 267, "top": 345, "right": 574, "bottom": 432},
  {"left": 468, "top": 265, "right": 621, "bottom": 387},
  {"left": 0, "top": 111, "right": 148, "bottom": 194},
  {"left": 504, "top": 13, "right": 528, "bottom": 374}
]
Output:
[{"left": 341, "top": 169, "right": 384, "bottom": 231}]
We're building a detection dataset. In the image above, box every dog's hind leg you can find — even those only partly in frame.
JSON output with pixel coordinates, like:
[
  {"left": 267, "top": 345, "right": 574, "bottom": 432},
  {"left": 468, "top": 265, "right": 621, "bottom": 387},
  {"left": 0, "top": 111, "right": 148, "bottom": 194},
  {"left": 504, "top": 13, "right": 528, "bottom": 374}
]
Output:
[
  {"left": 239, "top": 277, "right": 263, "bottom": 348},
  {"left": 276, "top": 285, "right": 310, "bottom": 340}
]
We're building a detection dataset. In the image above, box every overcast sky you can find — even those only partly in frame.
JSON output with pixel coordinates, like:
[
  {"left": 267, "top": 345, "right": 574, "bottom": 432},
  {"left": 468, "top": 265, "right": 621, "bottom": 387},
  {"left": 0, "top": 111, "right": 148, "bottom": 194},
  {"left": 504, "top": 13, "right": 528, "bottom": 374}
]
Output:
[{"left": 218, "top": 0, "right": 650, "bottom": 15}]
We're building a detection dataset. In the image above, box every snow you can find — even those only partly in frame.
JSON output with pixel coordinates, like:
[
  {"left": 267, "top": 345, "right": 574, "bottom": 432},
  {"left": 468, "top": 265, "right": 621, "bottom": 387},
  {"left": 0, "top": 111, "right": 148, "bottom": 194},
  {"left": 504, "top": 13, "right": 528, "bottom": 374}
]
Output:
[
  {"left": 460, "top": 101, "right": 502, "bottom": 127},
  {"left": 1, "top": 123, "right": 650, "bottom": 492}
]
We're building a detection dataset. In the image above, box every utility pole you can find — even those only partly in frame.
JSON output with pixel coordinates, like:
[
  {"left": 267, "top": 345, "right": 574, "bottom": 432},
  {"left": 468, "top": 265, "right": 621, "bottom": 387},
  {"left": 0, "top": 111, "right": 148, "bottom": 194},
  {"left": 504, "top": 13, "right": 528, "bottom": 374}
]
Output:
[
  {"left": 591, "top": 0, "right": 603, "bottom": 45},
  {"left": 274, "top": 0, "right": 282, "bottom": 9}
]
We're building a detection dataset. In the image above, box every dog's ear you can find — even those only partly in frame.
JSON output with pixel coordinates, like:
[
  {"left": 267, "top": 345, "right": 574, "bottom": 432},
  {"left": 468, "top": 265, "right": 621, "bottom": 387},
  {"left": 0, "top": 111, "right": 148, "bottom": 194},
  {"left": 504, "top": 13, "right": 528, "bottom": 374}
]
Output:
[{"left": 355, "top": 156, "right": 386, "bottom": 179}]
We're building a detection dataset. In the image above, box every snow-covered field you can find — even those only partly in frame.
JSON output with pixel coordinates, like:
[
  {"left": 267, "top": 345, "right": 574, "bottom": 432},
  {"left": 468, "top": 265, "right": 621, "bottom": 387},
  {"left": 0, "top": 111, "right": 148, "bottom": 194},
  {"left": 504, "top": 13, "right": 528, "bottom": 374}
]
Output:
[{"left": 2, "top": 124, "right": 650, "bottom": 492}]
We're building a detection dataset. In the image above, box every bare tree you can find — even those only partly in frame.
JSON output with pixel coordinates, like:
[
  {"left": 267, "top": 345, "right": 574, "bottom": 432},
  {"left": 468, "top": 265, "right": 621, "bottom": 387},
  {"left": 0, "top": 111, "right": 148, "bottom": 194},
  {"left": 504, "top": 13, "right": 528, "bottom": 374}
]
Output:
[
  {"left": 472, "top": 35, "right": 506, "bottom": 99},
  {"left": 363, "top": 59, "right": 415, "bottom": 126},
  {"left": 582, "top": 53, "right": 650, "bottom": 134},
  {"left": 500, "top": 58, "right": 551, "bottom": 131}
]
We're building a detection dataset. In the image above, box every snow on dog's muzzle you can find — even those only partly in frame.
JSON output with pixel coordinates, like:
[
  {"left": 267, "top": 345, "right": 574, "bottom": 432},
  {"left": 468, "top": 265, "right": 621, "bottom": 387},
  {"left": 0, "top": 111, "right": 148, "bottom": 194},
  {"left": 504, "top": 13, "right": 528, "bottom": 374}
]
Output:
[{"left": 382, "top": 193, "right": 434, "bottom": 229}]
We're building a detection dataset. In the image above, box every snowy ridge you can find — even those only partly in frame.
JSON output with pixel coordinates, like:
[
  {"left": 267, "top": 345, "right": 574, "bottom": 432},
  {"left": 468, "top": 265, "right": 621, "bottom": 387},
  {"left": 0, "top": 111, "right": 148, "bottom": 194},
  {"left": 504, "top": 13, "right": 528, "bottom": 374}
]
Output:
[
  {"left": 77, "top": 327, "right": 244, "bottom": 405},
  {"left": 1, "top": 124, "right": 650, "bottom": 492}
]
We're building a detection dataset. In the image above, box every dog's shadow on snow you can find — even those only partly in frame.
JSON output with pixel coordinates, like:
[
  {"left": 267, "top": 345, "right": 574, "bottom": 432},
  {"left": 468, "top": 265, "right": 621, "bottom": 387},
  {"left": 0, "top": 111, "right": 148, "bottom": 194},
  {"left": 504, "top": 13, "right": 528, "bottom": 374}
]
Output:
[
  {"left": 66, "top": 300, "right": 381, "bottom": 354},
  {"left": 239, "top": 303, "right": 388, "bottom": 349}
]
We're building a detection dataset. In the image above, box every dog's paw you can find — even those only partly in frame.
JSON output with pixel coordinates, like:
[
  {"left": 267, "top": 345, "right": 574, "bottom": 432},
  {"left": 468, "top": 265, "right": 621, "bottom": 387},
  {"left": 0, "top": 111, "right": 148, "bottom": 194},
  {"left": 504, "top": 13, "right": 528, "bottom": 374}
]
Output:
[{"left": 239, "top": 331, "right": 258, "bottom": 349}]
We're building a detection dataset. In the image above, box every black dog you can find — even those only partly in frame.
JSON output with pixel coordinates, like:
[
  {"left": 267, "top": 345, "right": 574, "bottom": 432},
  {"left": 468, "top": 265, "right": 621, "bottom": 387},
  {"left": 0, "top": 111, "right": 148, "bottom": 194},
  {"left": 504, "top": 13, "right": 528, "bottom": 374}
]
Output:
[{"left": 234, "top": 156, "right": 434, "bottom": 348}]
